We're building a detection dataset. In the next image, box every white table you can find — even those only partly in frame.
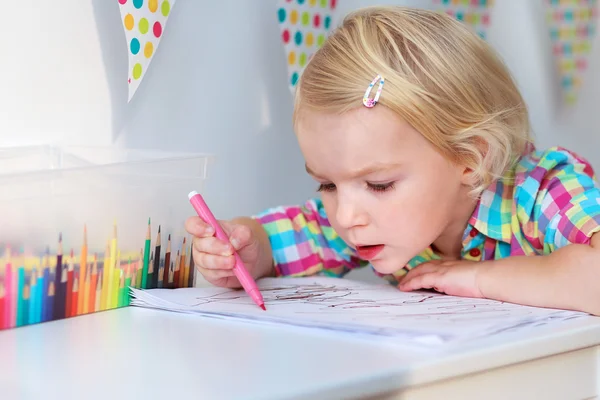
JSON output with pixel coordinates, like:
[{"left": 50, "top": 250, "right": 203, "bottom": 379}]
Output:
[{"left": 0, "top": 306, "right": 599, "bottom": 400}]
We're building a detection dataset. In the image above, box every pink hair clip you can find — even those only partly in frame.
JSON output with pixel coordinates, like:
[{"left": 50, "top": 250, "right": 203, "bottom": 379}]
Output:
[{"left": 363, "top": 75, "right": 385, "bottom": 108}]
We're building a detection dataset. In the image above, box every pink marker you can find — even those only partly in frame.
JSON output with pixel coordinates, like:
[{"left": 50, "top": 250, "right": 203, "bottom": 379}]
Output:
[{"left": 188, "top": 191, "right": 266, "bottom": 310}]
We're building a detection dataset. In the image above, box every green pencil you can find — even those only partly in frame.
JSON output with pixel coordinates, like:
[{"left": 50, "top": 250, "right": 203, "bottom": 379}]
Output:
[
  {"left": 141, "top": 218, "right": 151, "bottom": 289},
  {"left": 118, "top": 270, "right": 126, "bottom": 308}
]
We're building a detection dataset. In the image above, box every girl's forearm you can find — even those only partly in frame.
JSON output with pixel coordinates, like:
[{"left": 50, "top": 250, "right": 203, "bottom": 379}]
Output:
[{"left": 478, "top": 243, "right": 600, "bottom": 315}]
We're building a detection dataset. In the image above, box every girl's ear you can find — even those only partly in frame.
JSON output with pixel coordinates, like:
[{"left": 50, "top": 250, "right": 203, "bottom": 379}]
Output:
[
  {"left": 460, "top": 166, "right": 479, "bottom": 187},
  {"left": 460, "top": 137, "right": 488, "bottom": 188}
]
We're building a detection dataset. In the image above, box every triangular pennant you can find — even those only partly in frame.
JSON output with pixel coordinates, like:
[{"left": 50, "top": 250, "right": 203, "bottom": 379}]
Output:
[
  {"left": 434, "top": 0, "right": 494, "bottom": 40},
  {"left": 276, "top": 0, "right": 337, "bottom": 92},
  {"left": 119, "top": 0, "right": 176, "bottom": 102},
  {"left": 545, "top": 0, "right": 597, "bottom": 105}
]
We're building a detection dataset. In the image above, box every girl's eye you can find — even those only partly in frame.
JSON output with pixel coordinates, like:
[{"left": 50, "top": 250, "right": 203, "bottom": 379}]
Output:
[
  {"left": 317, "top": 183, "right": 336, "bottom": 192},
  {"left": 367, "top": 181, "right": 395, "bottom": 193}
]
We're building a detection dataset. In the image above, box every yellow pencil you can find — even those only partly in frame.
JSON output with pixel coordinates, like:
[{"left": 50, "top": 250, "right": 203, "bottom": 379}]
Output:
[
  {"left": 101, "top": 241, "right": 110, "bottom": 311},
  {"left": 107, "top": 223, "right": 117, "bottom": 309},
  {"left": 111, "top": 250, "right": 121, "bottom": 309},
  {"left": 77, "top": 225, "right": 88, "bottom": 315}
]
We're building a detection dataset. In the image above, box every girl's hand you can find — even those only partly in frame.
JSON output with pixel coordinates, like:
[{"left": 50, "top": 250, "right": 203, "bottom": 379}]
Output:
[
  {"left": 397, "top": 259, "right": 485, "bottom": 298},
  {"left": 184, "top": 216, "right": 273, "bottom": 288}
]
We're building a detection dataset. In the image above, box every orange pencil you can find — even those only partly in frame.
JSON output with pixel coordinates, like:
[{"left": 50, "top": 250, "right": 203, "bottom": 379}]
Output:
[
  {"left": 82, "top": 266, "right": 91, "bottom": 316},
  {"left": 88, "top": 254, "right": 98, "bottom": 314},
  {"left": 77, "top": 225, "right": 88, "bottom": 315},
  {"left": 70, "top": 275, "right": 79, "bottom": 317},
  {"left": 65, "top": 250, "right": 74, "bottom": 318}
]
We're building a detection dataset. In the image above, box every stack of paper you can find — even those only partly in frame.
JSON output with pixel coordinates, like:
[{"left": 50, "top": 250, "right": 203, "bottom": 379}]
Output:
[{"left": 130, "top": 277, "right": 587, "bottom": 347}]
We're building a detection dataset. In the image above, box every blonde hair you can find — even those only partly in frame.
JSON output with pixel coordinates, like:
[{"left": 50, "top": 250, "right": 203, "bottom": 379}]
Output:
[{"left": 294, "top": 6, "right": 532, "bottom": 196}]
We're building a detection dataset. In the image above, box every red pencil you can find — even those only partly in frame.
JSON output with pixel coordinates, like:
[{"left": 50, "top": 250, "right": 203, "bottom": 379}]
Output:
[
  {"left": 0, "top": 282, "right": 5, "bottom": 330},
  {"left": 70, "top": 275, "right": 79, "bottom": 318}
]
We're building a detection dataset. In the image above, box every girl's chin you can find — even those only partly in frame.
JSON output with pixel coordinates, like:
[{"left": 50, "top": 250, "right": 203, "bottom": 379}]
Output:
[{"left": 370, "top": 257, "right": 409, "bottom": 275}]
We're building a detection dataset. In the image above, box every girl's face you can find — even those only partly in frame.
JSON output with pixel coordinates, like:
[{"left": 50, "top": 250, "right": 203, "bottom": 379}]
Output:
[{"left": 296, "top": 106, "right": 476, "bottom": 274}]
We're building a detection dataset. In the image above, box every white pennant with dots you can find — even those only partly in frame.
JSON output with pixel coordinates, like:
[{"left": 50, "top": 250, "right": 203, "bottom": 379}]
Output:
[{"left": 119, "top": 0, "right": 176, "bottom": 102}]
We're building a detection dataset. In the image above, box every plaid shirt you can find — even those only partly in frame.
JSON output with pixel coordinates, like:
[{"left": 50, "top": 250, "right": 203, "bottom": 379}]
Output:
[{"left": 254, "top": 146, "right": 600, "bottom": 283}]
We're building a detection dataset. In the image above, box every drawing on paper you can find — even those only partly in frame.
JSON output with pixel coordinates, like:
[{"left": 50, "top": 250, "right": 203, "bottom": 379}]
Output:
[{"left": 130, "top": 277, "right": 588, "bottom": 345}]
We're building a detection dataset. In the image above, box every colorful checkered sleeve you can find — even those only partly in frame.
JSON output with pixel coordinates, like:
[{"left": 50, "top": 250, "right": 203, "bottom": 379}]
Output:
[
  {"left": 517, "top": 147, "right": 600, "bottom": 253},
  {"left": 253, "top": 198, "right": 368, "bottom": 277}
]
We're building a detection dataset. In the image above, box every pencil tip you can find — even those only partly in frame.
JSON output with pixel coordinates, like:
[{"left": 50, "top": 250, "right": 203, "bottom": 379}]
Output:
[
  {"left": 148, "top": 217, "right": 151, "bottom": 225},
  {"left": 168, "top": 234, "right": 171, "bottom": 240},
  {"left": 59, "top": 232, "right": 62, "bottom": 241},
  {"left": 260, "top": 304, "right": 266, "bottom": 311}
]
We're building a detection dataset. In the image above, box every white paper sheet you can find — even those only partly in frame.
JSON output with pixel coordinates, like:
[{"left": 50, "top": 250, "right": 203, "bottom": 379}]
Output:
[{"left": 130, "top": 277, "right": 587, "bottom": 347}]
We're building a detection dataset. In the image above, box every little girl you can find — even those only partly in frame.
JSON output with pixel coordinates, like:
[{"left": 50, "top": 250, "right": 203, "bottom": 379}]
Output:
[{"left": 185, "top": 6, "right": 600, "bottom": 315}]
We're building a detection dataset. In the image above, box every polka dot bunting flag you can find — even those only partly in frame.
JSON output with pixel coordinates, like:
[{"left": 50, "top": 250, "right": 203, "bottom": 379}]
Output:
[
  {"left": 276, "top": 0, "right": 337, "bottom": 92},
  {"left": 434, "top": 0, "right": 494, "bottom": 40},
  {"left": 545, "top": 0, "right": 598, "bottom": 106},
  {"left": 119, "top": 0, "right": 176, "bottom": 102}
]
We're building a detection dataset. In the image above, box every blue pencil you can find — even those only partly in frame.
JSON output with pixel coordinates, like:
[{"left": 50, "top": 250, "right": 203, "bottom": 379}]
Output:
[
  {"left": 35, "top": 273, "right": 43, "bottom": 324},
  {"left": 45, "top": 282, "right": 55, "bottom": 322},
  {"left": 29, "top": 269, "right": 38, "bottom": 325}
]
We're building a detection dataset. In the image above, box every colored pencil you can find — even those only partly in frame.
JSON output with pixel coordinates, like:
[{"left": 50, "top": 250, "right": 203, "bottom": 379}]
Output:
[
  {"left": 53, "top": 234, "right": 63, "bottom": 320},
  {"left": 118, "top": 270, "right": 126, "bottom": 308},
  {"left": 45, "top": 282, "right": 55, "bottom": 322},
  {"left": 136, "top": 249, "right": 143, "bottom": 288},
  {"left": 4, "top": 247, "right": 12, "bottom": 329},
  {"left": 0, "top": 282, "right": 5, "bottom": 330},
  {"left": 94, "top": 275, "right": 102, "bottom": 312},
  {"left": 142, "top": 218, "right": 151, "bottom": 289},
  {"left": 42, "top": 251, "right": 51, "bottom": 323},
  {"left": 109, "top": 222, "right": 118, "bottom": 305},
  {"left": 124, "top": 260, "right": 132, "bottom": 307},
  {"left": 35, "top": 266, "right": 44, "bottom": 324},
  {"left": 28, "top": 268, "right": 38, "bottom": 325},
  {"left": 83, "top": 265, "right": 91, "bottom": 316},
  {"left": 65, "top": 250, "right": 74, "bottom": 318},
  {"left": 111, "top": 251, "right": 121, "bottom": 308},
  {"left": 152, "top": 226, "right": 161, "bottom": 289},
  {"left": 70, "top": 275, "right": 79, "bottom": 318},
  {"left": 168, "top": 260, "right": 174, "bottom": 288},
  {"left": 147, "top": 250, "right": 154, "bottom": 290},
  {"left": 16, "top": 267, "right": 25, "bottom": 327},
  {"left": 56, "top": 259, "right": 67, "bottom": 320},
  {"left": 188, "top": 240, "right": 195, "bottom": 288},
  {"left": 162, "top": 234, "right": 171, "bottom": 287},
  {"left": 157, "top": 260, "right": 164, "bottom": 288},
  {"left": 22, "top": 284, "right": 30, "bottom": 326},
  {"left": 180, "top": 238, "right": 187, "bottom": 288},
  {"left": 101, "top": 242, "right": 110, "bottom": 311},
  {"left": 88, "top": 254, "right": 98, "bottom": 314},
  {"left": 173, "top": 250, "right": 181, "bottom": 289},
  {"left": 77, "top": 225, "right": 88, "bottom": 315}
]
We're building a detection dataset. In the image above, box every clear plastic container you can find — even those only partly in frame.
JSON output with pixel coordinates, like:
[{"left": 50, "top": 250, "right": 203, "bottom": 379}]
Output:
[{"left": 0, "top": 145, "right": 213, "bottom": 329}]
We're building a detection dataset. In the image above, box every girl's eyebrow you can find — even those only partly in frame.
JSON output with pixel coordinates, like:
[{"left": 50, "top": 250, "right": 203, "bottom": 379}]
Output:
[{"left": 305, "top": 162, "right": 402, "bottom": 179}]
